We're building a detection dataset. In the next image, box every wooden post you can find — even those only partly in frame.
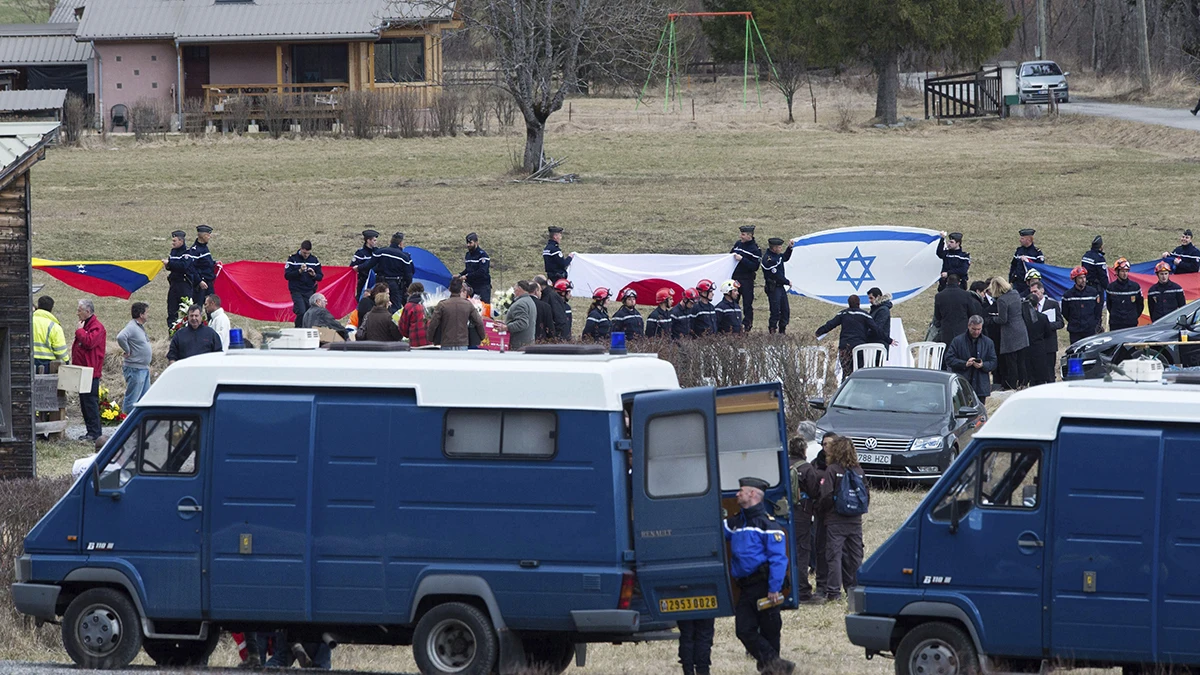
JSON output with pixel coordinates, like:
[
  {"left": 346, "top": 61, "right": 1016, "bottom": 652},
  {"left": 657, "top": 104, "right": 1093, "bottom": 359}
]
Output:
[
  {"left": 275, "top": 44, "right": 284, "bottom": 94},
  {"left": 1136, "top": 0, "right": 1152, "bottom": 92},
  {"left": 1036, "top": 0, "right": 1047, "bottom": 60},
  {"left": 368, "top": 42, "right": 376, "bottom": 91}
]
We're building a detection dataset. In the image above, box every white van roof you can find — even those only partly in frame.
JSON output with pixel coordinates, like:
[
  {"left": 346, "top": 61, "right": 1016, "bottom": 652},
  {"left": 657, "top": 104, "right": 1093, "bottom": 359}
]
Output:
[
  {"left": 138, "top": 350, "right": 681, "bottom": 412},
  {"left": 974, "top": 380, "right": 1197, "bottom": 442}
]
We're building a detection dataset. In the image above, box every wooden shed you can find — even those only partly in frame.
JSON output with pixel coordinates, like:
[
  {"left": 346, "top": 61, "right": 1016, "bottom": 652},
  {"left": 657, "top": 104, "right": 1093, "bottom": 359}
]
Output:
[{"left": 0, "top": 122, "right": 58, "bottom": 479}]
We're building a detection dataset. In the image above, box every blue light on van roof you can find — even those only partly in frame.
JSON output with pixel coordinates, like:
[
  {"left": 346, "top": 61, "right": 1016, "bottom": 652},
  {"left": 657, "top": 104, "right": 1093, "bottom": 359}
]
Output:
[
  {"left": 610, "top": 331, "right": 627, "bottom": 355},
  {"left": 1066, "top": 357, "right": 1085, "bottom": 380}
]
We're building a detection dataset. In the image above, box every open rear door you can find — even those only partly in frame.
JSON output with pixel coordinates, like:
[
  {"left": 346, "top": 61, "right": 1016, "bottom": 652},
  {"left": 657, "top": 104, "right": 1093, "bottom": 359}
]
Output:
[{"left": 631, "top": 387, "right": 733, "bottom": 623}]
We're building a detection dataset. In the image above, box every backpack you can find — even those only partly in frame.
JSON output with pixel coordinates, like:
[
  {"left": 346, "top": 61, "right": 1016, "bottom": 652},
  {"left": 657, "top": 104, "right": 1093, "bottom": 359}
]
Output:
[{"left": 834, "top": 468, "right": 870, "bottom": 516}]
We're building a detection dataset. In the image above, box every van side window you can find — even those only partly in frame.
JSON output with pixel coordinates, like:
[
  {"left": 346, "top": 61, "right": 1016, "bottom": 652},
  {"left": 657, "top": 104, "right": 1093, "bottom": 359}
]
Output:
[
  {"left": 646, "top": 412, "right": 708, "bottom": 498},
  {"left": 140, "top": 418, "right": 200, "bottom": 476},
  {"left": 99, "top": 432, "right": 141, "bottom": 489},
  {"left": 716, "top": 410, "right": 781, "bottom": 490},
  {"left": 444, "top": 409, "right": 556, "bottom": 458},
  {"left": 931, "top": 455, "right": 979, "bottom": 523},
  {"left": 979, "top": 448, "right": 1040, "bottom": 509}
]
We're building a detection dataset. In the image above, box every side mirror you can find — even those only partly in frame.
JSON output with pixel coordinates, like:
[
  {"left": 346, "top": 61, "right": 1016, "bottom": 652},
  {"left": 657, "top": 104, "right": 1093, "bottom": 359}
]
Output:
[
  {"left": 1062, "top": 71, "right": 1071, "bottom": 77},
  {"left": 808, "top": 398, "right": 826, "bottom": 411},
  {"left": 1176, "top": 316, "right": 1191, "bottom": 330},
  {"left": 956, "top": 405, "right": 981, "bottom": 418}
]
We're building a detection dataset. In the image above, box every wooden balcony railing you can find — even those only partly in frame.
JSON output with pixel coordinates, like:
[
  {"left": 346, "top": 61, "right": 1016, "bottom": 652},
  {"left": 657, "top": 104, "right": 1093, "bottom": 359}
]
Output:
[{"left": 202, "top": 83, "right": 349, "bottom": 116}]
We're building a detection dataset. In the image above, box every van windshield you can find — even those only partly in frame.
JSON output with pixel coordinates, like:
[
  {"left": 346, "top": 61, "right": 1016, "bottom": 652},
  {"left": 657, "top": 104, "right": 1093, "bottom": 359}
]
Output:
[{"left": 832, "top": 378, "right": 946, "bottom": 415}]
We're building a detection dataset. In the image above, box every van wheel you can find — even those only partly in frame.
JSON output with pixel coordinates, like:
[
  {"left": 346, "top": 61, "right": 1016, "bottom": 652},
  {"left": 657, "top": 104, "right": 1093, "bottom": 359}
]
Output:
[
  {"left": 413, "top": 602, "right": 498, "bottom": 675},
  {"left": 143, "top": 631, "right": 219, "bottom": 666},
  {"left": 523, "top": 634, "right": 575, "bottom": 674},
  {"left": 894, "top": 621, "right": 977, "bottom": 675},
  {"left": 62, "top": 588, "right": 143, "bottom": 669}
]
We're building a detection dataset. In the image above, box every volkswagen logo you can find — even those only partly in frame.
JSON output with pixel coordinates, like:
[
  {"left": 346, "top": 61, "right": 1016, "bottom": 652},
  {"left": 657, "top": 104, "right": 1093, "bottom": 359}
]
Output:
[{"left": 865, "top": 437, "right": 878, "bottom": 450}]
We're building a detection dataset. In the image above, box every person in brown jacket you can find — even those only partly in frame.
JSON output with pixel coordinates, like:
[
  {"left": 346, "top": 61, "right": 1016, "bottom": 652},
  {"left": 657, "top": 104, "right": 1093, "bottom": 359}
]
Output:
[
  {"left": 359, "top": 292, "right": 402, "bottom": 342},
  {"left": 816, "top": 435, "right": 867, "bottom": 603},
  {"left": 428, "top": 277, "right": 485, "bottom": 351}
]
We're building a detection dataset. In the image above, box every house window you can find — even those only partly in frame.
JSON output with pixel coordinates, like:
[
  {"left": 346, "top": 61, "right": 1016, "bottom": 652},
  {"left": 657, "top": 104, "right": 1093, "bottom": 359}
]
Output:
[
  {"left": 152, "top": 82, "right": 158, "bottom": 88},
  {"left": 375, "top": 38, "right": 425, "bottom": 83},
  {"left": 133, "top": 69, "right": 139, "bottom": 76},
  {"left": 0, "top": 328, "right": 10, "bottom": 438},
  {"left": 116, "top": 83, "right": 121, "bottom": 89},
  {"left": 115, "top": 55, "right": 121, "bottom": 62},
  {"left": 443, "top": 409, "right": 556, "bottom": 458},
  {"left": 151, "top": 55, "right": 156, "bottom": 61},
  {"left": 291, "top": 44, "right": 349, "bottom": 83}
]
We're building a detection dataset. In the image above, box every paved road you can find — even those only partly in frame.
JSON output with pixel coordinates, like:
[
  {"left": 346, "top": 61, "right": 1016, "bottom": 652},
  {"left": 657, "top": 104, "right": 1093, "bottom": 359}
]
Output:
[{"left": 1060, "top": 100, "right": 1200, "bottom": 132}]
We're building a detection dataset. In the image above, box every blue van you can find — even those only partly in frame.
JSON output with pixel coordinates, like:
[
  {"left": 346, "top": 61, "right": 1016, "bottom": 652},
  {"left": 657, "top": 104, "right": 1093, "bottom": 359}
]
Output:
[
  {"left": 845, "top": 376, "right": 1200, "bottom": 674},
  {"left": 13, "top": 347, "right": 799, "bottom": 673}
]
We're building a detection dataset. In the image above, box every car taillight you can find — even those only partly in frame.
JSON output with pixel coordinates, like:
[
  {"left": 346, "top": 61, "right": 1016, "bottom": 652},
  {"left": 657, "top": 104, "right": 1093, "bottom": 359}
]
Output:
[{"left": 618, "top": 572, "right": 635, "bottom": 610}]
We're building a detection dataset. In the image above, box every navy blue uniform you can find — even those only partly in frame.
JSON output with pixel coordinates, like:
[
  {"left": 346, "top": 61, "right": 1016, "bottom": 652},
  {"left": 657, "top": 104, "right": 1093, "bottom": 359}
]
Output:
[
  {"left": 731, "top": 238, "right": 762, "bottom": 330},
  {"left": 188, "top": 239, "right": 215, "bottom": 307},
  {"left": 936, "top": 240, "right": 970, "bottom": 290},
  {"left": 165, "top": 244, "right": 196, "bottom": 328},
  {"left": 761, "top": 247, "right": 793, "bottom": 334},
  {"left": 715, "top": 297, "right": 743, "bottom": 333},
  {"left": 362, "top": 245, "right": 413, "bottom": 312},
  {"left": 610, "top": 306, "right": 644, "bottom": 338},
  {"left": 581, "top": 306, "right": 611, "bottom": 342},
  {"left": 1009, "top": 244, "right": 1045, "bottom": 296},
  {"left": 1081, "top": 248, "right": 1108, "bottom": 292},
  {"left": 285, "top": 252, "right": 324, "bottom": 328},
  {"left": 1106, "top": 278, "right": 1144, "bottom": 330},
  {"left": 1171, "top": 243, "right": 1200, "bottom": 274},
  {"left": 690, "top": 300, "right": 717, "bottom": 338},
  {"left": 543, "top": 239, "right": 570, "bottom": 282},
  {"left": 817, "top": 308, "right": 886, "bottom": 374},
  {"left": 645, "top": 306, "right": 672, "bottom": 338},
  {"left": 724, "top": 501, "right": 789, "bottom": 670},
  {"left": 1148, "top": 280, "right": 1186, "bottom": 321},
  {"left": 544, "top": 290, "right": 572, "bottom": 340},
  {"left": 677, "top": 617, "right": 715, "bottom": 675},
  {"left": 1061, "top": 284, "right": 1103, "bottom": 343},
  {"left": 350, "top": 245, "right": 376, "bottom": 299},
  {"left": 669, "top": 304, "right": 693, "bottom": 340},
  {"left": 461, "top": 247, "right": 492, "bottom": 303}
]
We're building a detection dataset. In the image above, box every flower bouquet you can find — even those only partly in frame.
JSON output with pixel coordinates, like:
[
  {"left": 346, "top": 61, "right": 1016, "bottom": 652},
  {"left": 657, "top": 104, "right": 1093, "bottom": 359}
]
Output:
[
  {"left": 490, "top": 288, "right": 515, "bottom": 320},
  {"left": 99, "top": 386, "right": 126, "bottom": 425},
  {"left": 168, "top": 296, "right": 195, "bottom": 336}
]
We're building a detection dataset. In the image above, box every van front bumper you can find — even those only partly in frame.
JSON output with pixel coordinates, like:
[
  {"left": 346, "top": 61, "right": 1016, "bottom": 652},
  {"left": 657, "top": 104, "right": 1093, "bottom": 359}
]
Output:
[
  {"left": 12, "top": 583, "right": 60, "bottom": 621},
  {"left": 845, "top": 614, "right": 895, "bottom": 653}
]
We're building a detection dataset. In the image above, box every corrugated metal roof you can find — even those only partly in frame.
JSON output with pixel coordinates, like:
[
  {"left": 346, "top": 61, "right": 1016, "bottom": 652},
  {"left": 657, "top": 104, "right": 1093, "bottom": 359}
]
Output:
[
  {"left": 0, "top": 122, "right": 59, "bottom": 187},
  {"left": 0, "top": 90, "right": 69, "bottom": 113},
  {"left": 0, "top": 23, "right": 79, "bottom": 36},
  {"left": 49, "top": 0, "right": 87, "bottom": 23},
  {"left": 0, "top": 35, "right": 93, "bottom": 64},
  {"left": 77, "top": 0, "right": 453, "bottom": 41}
]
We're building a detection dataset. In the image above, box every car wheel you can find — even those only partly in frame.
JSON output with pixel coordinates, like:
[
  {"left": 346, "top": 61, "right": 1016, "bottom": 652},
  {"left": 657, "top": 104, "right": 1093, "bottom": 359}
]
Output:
[
  {"left": 61, "top": 588, "right": 143, "bottom": 669},
  {"left": 413, "top": 602, "right": 498, "bottom": 675},
  {"left": 895, "top": 621, "right": 978, "bottom": 675},
  {"left": 143, "top": 631, "right": 219, "bottom": 667}
]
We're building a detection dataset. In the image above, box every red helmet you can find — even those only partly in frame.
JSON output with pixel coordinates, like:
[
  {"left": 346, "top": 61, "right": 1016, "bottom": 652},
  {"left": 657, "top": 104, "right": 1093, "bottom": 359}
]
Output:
[
  {"left": 1156, "top": 261, "right": 1172, "bottom": 274},
  {"left": 553, "top": 279, "right": 573, "bottom": 293},
  {"left": 655, "top": 288, "right": 674, "bottom": 304},
  {"left": 683, "top": 288, "right": 699, "bottom": 301},
  {"left": 592, "top": 287, "right": 610, "bottom": 301},
  {"left": 696, "top": 279, "right": 716, "bottom": 294},
  {"left": 1069, "top": 266, "right": 1088, "bottom": 280}
]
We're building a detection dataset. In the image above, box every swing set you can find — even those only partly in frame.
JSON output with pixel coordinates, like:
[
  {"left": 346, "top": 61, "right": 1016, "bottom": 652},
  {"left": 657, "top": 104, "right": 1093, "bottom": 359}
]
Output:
[{"left": 636, "top": 11, "right": 778, "bottom": 112}]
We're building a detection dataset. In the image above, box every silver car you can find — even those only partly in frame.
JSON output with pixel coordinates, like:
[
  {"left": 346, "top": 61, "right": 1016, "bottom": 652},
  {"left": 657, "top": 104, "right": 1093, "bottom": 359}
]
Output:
[{"left": 1017, "top": 60, "right": 1069, "bottom": 104}]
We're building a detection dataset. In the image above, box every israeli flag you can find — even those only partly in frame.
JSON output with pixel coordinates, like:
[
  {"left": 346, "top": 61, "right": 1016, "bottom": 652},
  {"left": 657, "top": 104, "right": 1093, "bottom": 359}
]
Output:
[{"left": 787, "top": 226, "right": 942, "bottom": 306}]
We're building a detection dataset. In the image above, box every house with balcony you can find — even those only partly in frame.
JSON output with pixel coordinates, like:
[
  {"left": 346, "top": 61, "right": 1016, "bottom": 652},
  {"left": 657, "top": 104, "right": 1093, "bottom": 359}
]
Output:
[{"left": 73, "top": 0, "right": 460, "bottom": 129}]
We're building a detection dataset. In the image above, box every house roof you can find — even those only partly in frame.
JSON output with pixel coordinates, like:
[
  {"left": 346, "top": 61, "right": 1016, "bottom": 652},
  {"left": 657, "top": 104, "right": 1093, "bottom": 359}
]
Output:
[
  {"left": 76, "top": 0, "right": 455, "bottom": 42},
  {"left": 0, "top": 23, "right": 79, "bottom": 36},
  {"left": 0, "top": 29, "right": 93, "bottom": 65},
  {"left": 0, "top": 90, "right": 69, "bottom": 113},
  {"left": 49, "top": 0, "right": 87, "bottom": 23},
  {"left": 0, "top": 122, "right": 59, "bottom": 189}
]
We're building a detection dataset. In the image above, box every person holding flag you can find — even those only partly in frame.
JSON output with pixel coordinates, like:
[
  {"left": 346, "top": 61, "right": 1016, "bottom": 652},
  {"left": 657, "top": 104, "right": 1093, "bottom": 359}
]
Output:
[
  {"left": 1163, "top": 229, "right": 1200, "bottom": 274},
  {"left": 761, "top": 238, "right": 794, "bottom": 335},
  {"left": 1009, "top": 228, "right": 1045, "bottom": 297},
  {"left": 730, "top": 225, "right": 761, "bottom": 331}
]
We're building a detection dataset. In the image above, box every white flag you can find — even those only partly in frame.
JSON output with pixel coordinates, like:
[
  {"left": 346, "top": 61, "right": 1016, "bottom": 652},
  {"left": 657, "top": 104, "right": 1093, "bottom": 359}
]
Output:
[
  {"left": 787, "top": 226, "right": 942, "bottom": 307},
  {"left": 569, "top": 253, "right": 739, "bottom": 305}
]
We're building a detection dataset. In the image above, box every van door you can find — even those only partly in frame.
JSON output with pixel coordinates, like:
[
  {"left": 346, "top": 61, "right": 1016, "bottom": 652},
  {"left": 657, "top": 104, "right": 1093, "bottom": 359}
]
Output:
[
  {"left": 919, "top": 442, "right": 1046, "bottom": 659},
  {"left": 631, "top": 387, "right": 733, "bottom": 622},
  {"left": 83, "top": 412, "right": 206, "bottom": 618},
  {"left": 1159, "top": 426, "right": 1200, "bottom": 663}
]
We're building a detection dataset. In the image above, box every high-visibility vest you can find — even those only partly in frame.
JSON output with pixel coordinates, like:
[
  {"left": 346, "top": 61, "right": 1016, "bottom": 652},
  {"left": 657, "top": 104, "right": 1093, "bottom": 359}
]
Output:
[{"left": 32, "top": 309, "right": 69, "bottom": 362}]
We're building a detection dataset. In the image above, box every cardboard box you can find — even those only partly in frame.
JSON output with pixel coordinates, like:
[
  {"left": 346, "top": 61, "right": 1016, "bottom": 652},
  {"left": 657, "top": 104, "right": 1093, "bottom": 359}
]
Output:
[{"left": 57, "top": 364, "right": 93, "bottom": 393}]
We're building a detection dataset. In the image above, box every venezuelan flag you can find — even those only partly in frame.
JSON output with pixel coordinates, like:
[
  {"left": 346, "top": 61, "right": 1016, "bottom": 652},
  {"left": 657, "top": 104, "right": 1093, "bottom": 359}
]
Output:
[{"left": 32, "top": 258, "right": 162, "bottom": 299}]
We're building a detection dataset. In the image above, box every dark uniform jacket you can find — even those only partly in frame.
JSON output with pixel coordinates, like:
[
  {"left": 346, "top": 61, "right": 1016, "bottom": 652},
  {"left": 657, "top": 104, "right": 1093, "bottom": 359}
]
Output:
[
  {"left": 462, "top": 247, "right": 491, "bottom": 291},
  {"left": 669, "top": 304, "right": 693, "bottom": 340},
  {"left": 350, "top": 245, "right": 375, "bottom": 270},
  {"left": 1171, "top": 244, "right": 1200, "bottom": 274},
  {"left": 816, "top": 309, "right": 884, "bottom": 350},
  {"left": 1080, "top": 248, "right": 1108, "bottom": 291},
  {"left": 363, "top": 245, "right": 414, "bottom": 290},
  {"left": 166, "top": 245, "right": 196, "bottom": 285},
  {"left": 722, "top": 502, "right": 788, "bottom": 593},
  {"left": 611, "top": 306, "right": 644, "bottom": 338},
  {"left": 533, "top": 296, "right": 554, "bottom": 340},
  {"left": 1009, "top": 244, "right": 1045, "bottom": 293},
  {"left": 582, "top": 306, "right": 611, "bottom": 341},
  {"left": 188, "top": 240, "right": 215, "bottom": 289},
  {"left": 1060, "top": 284, "right": 1103, "bottom": 334},
  {"left": 944, "top": 333, "right": 997, "bottom": 399},
  {"left": 1026, "top": 296, "right": 1063, "bottom": 355},
  {"left": 690, "top": 300, "right": 717, "bottom": 337},
  {"left": 869, "top": 297, "right": 893, "bottom": 344},
  {"left": 790, "top": 461, "right": 823, "bottom": 516},
  {"left": 715, "top": 298, "right": 743, "bottom": 333},
  {"left": 167, "top": 324, "right": 223, "bottom": 361},
  {"left": 284, "top": 252, "right": 324, "bottom": 295},
  {"left": 543, "top": 290, "right": 572, "bottom": 340},
  {"left": 1149, "top": 280, "right": 1186, "bottom": 321},
  {"left": 542, "top": 239, "right": 570, "bottom": 281},
  {"left": 934, "top": 286, "right": 981, "bottom": 343},
  {"left": 731, "top": 239, "right": 762, "bottom": 281},
  {"left": 936, "top": 240, "right": 971, "bottom": 281},
  {"left": 1106, "top": 278, "right": 1145, "bottom": 328},
  {"left": 646, "top": 306, "right": 672, "bottom": 338},
  {"left": 761, "top": 247, "right": 793, "bottom": 289}
]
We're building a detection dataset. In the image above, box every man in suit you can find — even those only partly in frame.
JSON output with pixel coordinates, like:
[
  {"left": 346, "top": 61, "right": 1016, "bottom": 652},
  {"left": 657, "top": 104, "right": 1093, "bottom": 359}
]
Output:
[
  {"left": 1025, "top": 280, "right": 1064, "bottom": 385},
  {"left": 933, "top": 274, "right": 980, "bottom": 344}
]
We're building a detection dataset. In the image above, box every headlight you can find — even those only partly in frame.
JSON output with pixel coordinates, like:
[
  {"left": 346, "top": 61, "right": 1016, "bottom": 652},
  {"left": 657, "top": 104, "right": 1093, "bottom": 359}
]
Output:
[{"left": 912, "top": 436, "right": 945, "bottom": 451}]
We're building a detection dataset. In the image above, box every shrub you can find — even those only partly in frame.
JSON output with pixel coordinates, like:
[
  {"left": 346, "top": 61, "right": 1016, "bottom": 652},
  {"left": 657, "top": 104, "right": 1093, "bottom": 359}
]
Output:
[
  {"left": 61, "top": 93, "right": 92, "bottom": 146},
  {"left": 260, "top": 92, "right": 289, "bottom": 139},
  {"left": 430, "top": 88, "right": 464, "bottom": 137},
  {"left": 1, "top": 476, "right": 72, "bottom": 616},
  {"left": 469, "top": 86, "right": 491, "bottom": 135},
  {"left": 491, "top": 88, "right": 517, "bottom": 130},
  {"left": 379, "top": 88, "right": 423, "bottom": 138},
  {"left": 224, "top": 96, "right": 251, "bottom": 136},
  {"left": 342, "top": 90, "right": 378, "bottom": 139},
  {"left": 181, "top": 96, "right": 207, "bottom": 137},
  {"left": 129, "top": 98, "right": 169, "bottom": 141}
]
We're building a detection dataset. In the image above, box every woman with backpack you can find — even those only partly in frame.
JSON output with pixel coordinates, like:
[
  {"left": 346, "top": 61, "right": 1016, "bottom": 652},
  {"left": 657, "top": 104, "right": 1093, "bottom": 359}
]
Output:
[{"left": 817, "top": 435, "right": 868, "bottom": 603}]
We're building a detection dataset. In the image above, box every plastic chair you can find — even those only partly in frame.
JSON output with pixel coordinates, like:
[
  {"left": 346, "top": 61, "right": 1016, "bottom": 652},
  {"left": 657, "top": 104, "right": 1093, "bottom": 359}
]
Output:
[
  {"left": 799, "top": 345, "right": 829, "bottom": 396},
  {"left": 910, "top": 341, "right": 947, "bottom": 370},
  {"left": 110, "top": 104, "right": 129, "bottom": 132},
  {"left": 851, "top": 343, "right": 887, "bottom": 372}
]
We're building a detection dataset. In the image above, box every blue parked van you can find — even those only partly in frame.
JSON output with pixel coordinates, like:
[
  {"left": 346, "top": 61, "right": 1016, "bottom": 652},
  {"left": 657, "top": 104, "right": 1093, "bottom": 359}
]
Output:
[
  {"left": 13, "top": 347, "right": 799, "bottom": 673},
  {"left": 845, "top": 375, "right": 1200, "bottom": 674}
]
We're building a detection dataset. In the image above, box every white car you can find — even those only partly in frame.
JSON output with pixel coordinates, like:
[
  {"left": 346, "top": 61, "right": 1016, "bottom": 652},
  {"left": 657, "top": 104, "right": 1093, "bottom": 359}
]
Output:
[{"left": 1017, "top": 60, "right": 1070, "bottom": 104}]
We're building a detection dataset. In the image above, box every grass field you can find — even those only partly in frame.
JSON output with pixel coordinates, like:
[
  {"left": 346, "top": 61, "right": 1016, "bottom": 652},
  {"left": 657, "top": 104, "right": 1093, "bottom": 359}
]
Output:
[{"left": 10, "top": 85, "right": 1185, "bottom": 673}]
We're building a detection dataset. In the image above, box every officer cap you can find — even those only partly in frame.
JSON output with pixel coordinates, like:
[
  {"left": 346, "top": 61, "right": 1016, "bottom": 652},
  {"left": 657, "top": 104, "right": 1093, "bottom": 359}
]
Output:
[
  {"left": 1186, "top": 229, "right": 1194, "bottom": 238},
  {"left": 548, "top": 226, "right": 564, "bottom": 234},
  {"left": 767, "top": 237, "right": 785, "bottom": 246},
  {"left": 196, "top": 224, "right": 213, "bottom": 234},
  {"left": 362, "top": 229, "right": 379, "bottom": 239},
  {"left": 466, "top": 232, "right": 479, "bottom": 243},
  {"left": 1018, "top": 228, "right": 1035, "bottom": 237},
  {"left": 738, "top": 477, "right": 770, "bottom": 491},
  {"left": 171, "top": 230, "right": 186, "bottom": 239},
  {"left": 948, "top": 232, "right": 963, "bottom": 242},
  {"left": 1092, "top": 235, "right": 1103, "bottom": 248},
  {"left": 739, "top": 225, "right": 755, "bottom": 234}
]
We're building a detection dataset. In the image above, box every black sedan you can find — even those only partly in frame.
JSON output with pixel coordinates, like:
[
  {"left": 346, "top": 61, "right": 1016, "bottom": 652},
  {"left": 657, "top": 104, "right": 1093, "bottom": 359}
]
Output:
[
  {"left": 810, "top": 367, "right": 986, "bottom": 482},
  {"left": 1061, "top": 299, "right": 1200, "bottom": 379}
]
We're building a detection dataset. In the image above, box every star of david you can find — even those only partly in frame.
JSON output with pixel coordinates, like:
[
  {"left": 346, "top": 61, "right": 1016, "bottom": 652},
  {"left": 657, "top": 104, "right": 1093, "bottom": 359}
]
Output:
[
  {"left": 835, "top": 246, "right": 876, "bottom": 291},
  {"left": 76, "top": 264, "right": 87, "bottom": 274}
]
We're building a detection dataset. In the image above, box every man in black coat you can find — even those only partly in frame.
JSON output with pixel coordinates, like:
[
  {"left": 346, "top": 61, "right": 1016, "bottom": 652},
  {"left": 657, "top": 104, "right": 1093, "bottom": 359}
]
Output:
[
  {"left": 730, "top": 225, "right": 762, "bottom": 331},
  {"left": 1025, "top": 280, "right": 1064, "bottom": 386},
  {"left": 944, "top": 316, "right": 997, "bottom": 402},
  {"left": 933, "top": 275, "right": 980, "bottom": 344},
  {"left": 284, "top": 240, "right": 324, "bottom": 328},
  {"left": 815, "top": 295, "right": 888, "bottom": 375},
  {"left": 360, "top": 232, "right": 413, "bottom": 313},
  {"left": 1107, "top": 258, "right": 1144, "bottom": 331},
  {"left": 167, "top": 304, "right": 223, "bottom": 364}
]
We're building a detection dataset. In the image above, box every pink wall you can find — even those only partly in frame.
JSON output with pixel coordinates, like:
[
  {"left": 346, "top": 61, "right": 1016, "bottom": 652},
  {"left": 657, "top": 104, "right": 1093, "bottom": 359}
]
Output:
[
  {"left": 209, "top": 43, "right": 289, "bottom": 85},
  {"left": 95, "top": 41, "right": 177, "bottom": 128}
]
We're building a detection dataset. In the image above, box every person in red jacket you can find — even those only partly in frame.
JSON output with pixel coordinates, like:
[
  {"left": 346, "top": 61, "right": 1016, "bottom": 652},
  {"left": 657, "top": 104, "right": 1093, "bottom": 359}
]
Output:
[
  {"left": 398, "top": 282, "right": 430, "bottom": 347},
  {"left": 72, "top": 299, "right": 107, "bottom": 440}
]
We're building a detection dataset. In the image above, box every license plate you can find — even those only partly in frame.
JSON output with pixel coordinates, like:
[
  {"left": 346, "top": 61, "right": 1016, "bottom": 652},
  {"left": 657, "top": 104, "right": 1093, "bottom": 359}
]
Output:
[
  {"left": 659, "top": 595, "right": 718, "bottom": 613},
  {"left": 858, "top": 452, "right": 892, "bottom": 465}
]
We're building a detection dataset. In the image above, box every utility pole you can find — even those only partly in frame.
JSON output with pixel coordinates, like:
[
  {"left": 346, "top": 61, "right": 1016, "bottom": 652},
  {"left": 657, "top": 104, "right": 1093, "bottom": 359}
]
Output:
[
  {"left": 1136, "top": 0, "right": 1152, "bottom": 91},
  {"left": 1036, "top": 0, "right": 1047, "bottom": 59}
]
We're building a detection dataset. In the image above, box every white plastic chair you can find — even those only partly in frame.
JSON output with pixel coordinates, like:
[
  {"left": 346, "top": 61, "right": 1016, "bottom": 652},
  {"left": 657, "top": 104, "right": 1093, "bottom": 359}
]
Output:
[
  {"left": 799, "top": 346, "right": 830, "bottom": 396},
  {"left": 910, "top": 341, "right": 947, "bottom": 370},
  {"left": 852, "top": 343, "right": 887, "bottom": 371}
]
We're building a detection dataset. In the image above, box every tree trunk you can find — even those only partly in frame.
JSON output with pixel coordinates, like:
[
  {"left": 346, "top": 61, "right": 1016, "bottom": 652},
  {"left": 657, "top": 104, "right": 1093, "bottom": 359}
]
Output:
[
  {"left": 1135, "top": 0, "right": 1152, "bottom": 90},
  {"left": 873, "top": 51, "right": 899, "bottom": 125},
  {"left": 523, "top": 119, "right": 546, "bottom": 174},
  {"left": 785, "top": 92, "right": 795, "bottom": 123}
]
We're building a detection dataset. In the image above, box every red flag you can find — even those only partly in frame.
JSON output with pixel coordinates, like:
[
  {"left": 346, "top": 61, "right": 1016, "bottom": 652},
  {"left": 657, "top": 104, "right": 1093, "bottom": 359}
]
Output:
[
  {"left": 1115, "top": 270, "right": 1200, "bottom": 326},
  {"left": 214, "top": 261, "right": 359, "bottom": 323}
]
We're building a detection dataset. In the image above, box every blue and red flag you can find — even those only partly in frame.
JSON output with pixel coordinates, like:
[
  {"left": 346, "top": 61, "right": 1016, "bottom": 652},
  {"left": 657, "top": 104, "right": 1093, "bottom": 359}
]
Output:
[
  {"left": 1029, "top": 260, "right": 1200, "bottom": 326},
  {"left": 32, "top": 258, "right": 162, "bottom": 299}
]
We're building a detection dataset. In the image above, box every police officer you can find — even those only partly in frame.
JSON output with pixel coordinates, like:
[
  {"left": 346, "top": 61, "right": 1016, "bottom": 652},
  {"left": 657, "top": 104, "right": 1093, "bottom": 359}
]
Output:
[
  {"left": 730, "top": 225, "right": 761, "bottom": 331},
  {"left": 362, "top": 232, "right": 414, "bottom": 313},
  {"left": 189, "top": 224, "right": 216, "bottom": 308},
  {"left": 611, "top": 289, "right": 644, "bottom": 338},
  {"left": 1164, "top": 229, "right": 1200, "bottom": 274},
  {"left": 645, "top": 288, "right": 674, "bottom": 338},
  {"left": 1009, "top": 228, "right": 1045, "bottom": 297},
  {"left": 1149, "top": 261, "right": 1186, "bottom": 321},
  {"left": 1081, "top": 235, "right": 1107, "bottom": 293},
  {"left": 715, "top": 280, "right": 743, "bottom": 333},
  {"left": 1107, "top": 258, "right": 1144, "bottom": 331},
  {"left": 761, "top": 237, "right": 793, "bottom": 334},
  {"left": 670, "top": 288, "right": 697, "bottom": 339},
  {"left": 350, "top": 229, "right": 379, "bottom": 299},
  {"left": 162, "top": 229, "right": 196, "bottom": 328},
  {"left": 542, "top": 226, "right": 573, "bottom": 282},
  {"left": 691, "top": 280, "right": 718, "bottom": 338},
  {"left": 936, "top": 231, "right": 970, "bottom": 291},
  {"left": 724, "top": 477, "right": 794, "bottom": 675},
  {"left": 284, "top": 240, "right": 324, "bottom": 328},
  {"left": 461, "top": 232, "right": 492, "bottom": 303},
  {"left": 1061, "top": 267, "right": 1103, "bottom": 345}
]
